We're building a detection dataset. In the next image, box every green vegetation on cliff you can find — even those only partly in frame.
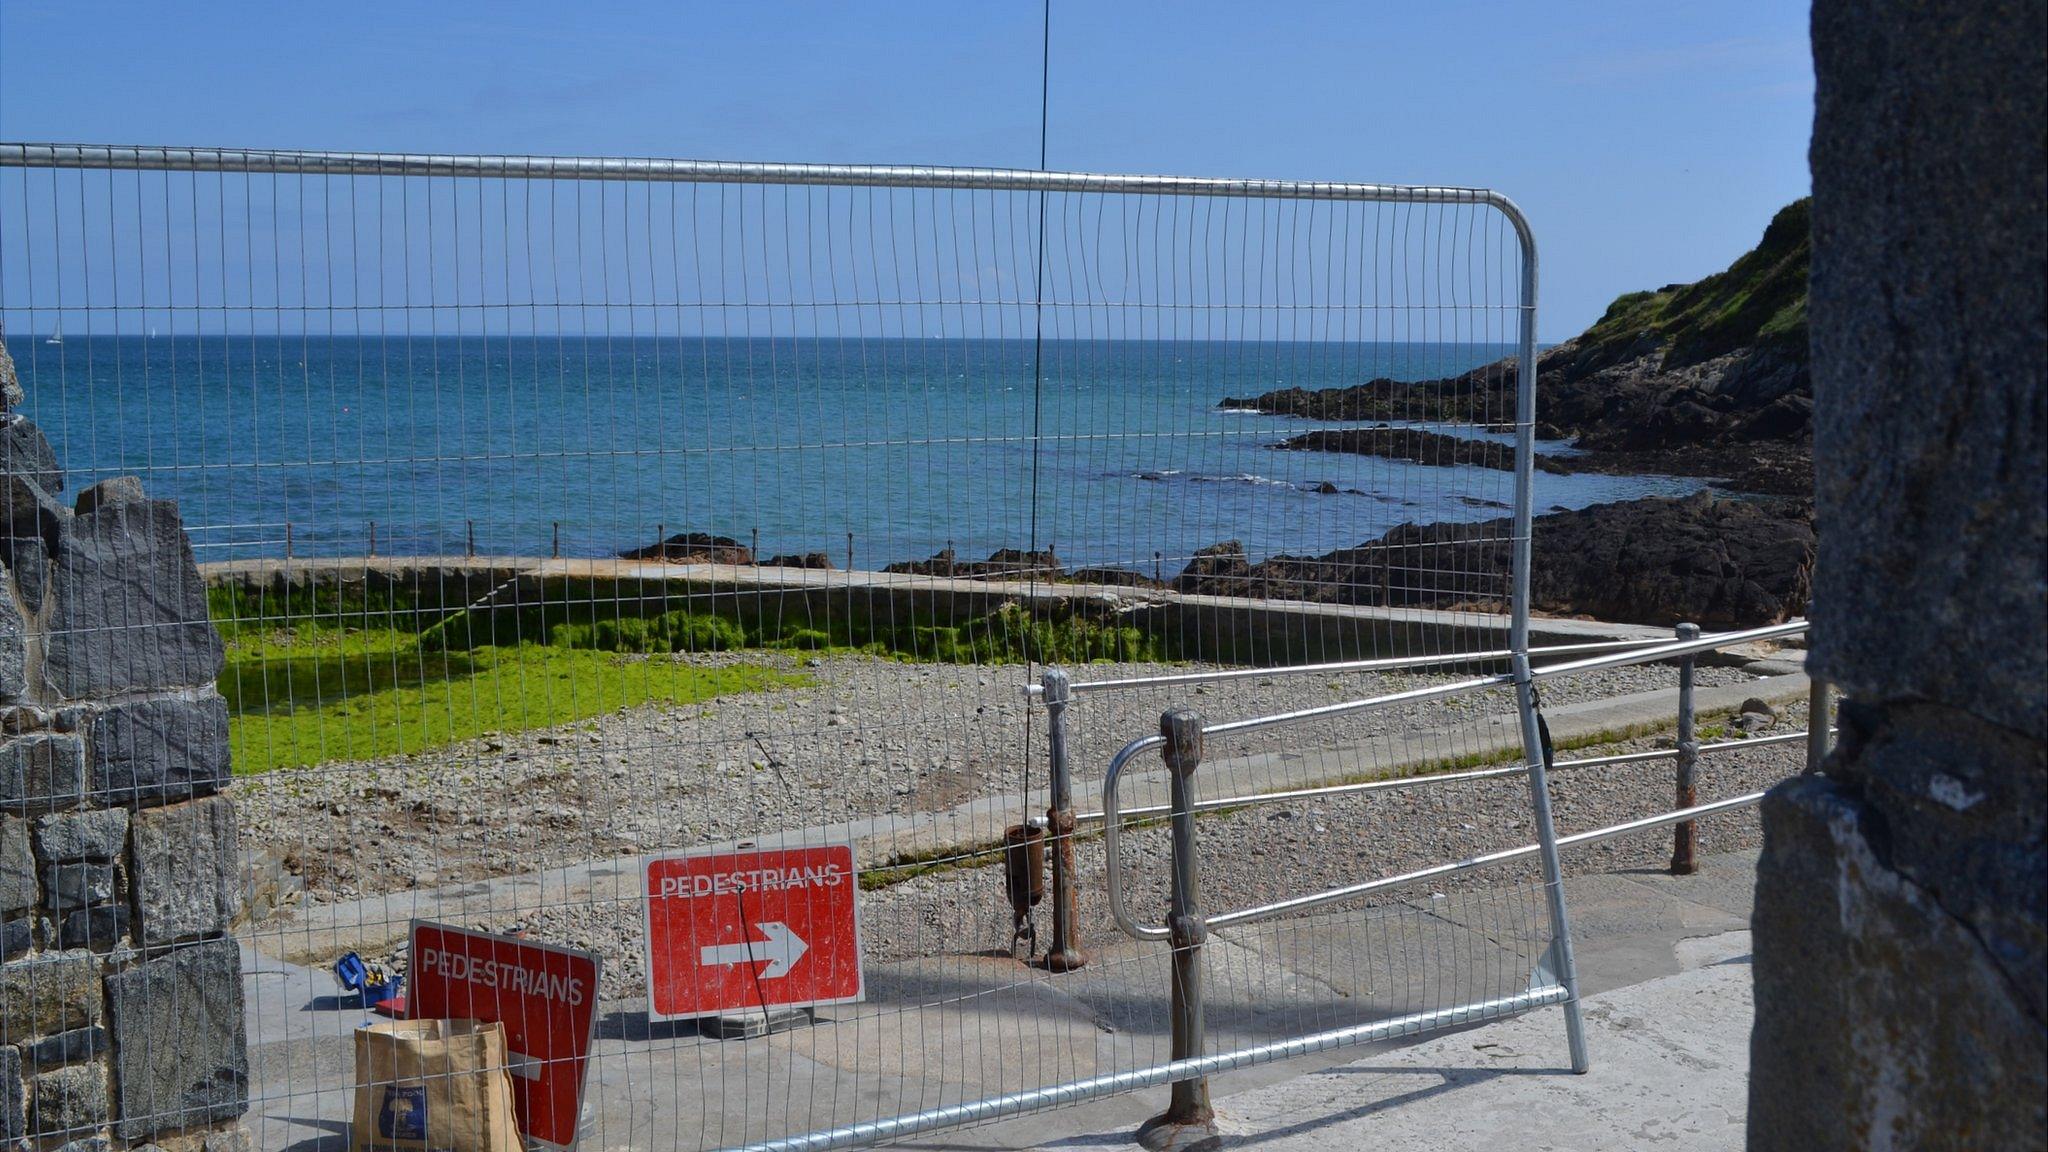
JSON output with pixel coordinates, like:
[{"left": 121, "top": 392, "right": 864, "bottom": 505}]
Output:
[{"left": 1576, "top": 198, "right": 1809, "bottom": 372}]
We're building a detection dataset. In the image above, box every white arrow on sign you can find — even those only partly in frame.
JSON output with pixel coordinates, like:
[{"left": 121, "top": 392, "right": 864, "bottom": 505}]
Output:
[{"left": 700, "top": 922, "right": 809, "bottom": 979}]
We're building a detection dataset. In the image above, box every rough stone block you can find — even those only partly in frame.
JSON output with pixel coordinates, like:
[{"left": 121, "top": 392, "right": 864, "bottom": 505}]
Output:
[
  {"left": 0, "top": 949, "right": 100, "bottom": 1043},
  {"left": 87, "top": 695, "right": 231, "bottom": 809},
  {"left": 104, "top": 938, "right": 249, "bottom": 1140},
  {"left": 0, "top": 568, "right": 22, "bottom": 702},
  {"left": 0, "top": 732, "right": 86, "bottom": 815},
  {"left": 0, "top": 416, "right": 62, "bottom": 495},
  {"left": 0, "top": 1042, "right": 21, "bottom": 1143},
  {"left": 130, "top": 796, "right": 239, "bottom": 947},
  {"left": 40, "top": 862, "right": 114, "bottom": 914},
  {"left": 1832, "top": 701, "right": 2048, "bottom": 1019},
  {"left": 0, "top": 331, "right": 19, "bottom": 410},
  {"left": 1808, "top": 0, "right": 2048, "bottom": 742},
  {"left": 35, "top": 807, "right": 128, "bottom": 862},
  {"left": 0, "top": 816, "right": 34, "bottom": 913},
  {"left": 0, "top": 916, "right": 30, "bottom": 960},
  {"left": 1751, "top": 776, "right": 2048, "bottom": 1150},
  {"left": 71, "top": 476, "right": 143, "bottom": 517},
  {"left": 2, "top": 471, "right": 65, "bottom": 575},
  {"left": 58, "top": 904, "right": 130, "bottom": 952},
  {"left": 24, "top": 1026, "right": 107, "bottom": 1071},
  {"left": 1, "top": 534, "right": 48, "bottom": 618},
  {"left": 30, "top": 1063, "right": 107, "bottom": 1138},
  {"left": 53, "top": 1137, "right": 111, "bottom": 1152},
  {"left": 41, "top": 498, "right": 224, "bottom": 700}
]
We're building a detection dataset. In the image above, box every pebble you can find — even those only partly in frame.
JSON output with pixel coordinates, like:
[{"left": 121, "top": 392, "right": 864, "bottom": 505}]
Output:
[{"left": 231, "top": 651, "right": 1783, "bottom": 999}]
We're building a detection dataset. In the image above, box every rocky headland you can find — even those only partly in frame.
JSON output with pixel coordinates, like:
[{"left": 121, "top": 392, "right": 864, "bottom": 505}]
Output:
[
  {"left": 1212, "top": 200, "right": 1817, "bottom": 625},
  {"left": 1222, "top": 199, "right": 1813, "bottom": 500}
]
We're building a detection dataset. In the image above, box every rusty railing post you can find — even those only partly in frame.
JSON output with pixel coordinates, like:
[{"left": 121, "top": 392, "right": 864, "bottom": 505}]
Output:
[
  {"left": 1806, "top": 677, "right": 1832, "bottom": 773},
  {"left": 1671, "top": 621, "right": 1701, "bottom": 874},
  {"left": 1041, "top": 668, "right": 1086, "bottom": 971},
  {"left": 1138, "top": 708, "right": 1216, "bottom": 1150}
]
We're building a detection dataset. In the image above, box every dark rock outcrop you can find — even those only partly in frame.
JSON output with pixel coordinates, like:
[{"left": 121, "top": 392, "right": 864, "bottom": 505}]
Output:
[
  {"left": 1271, "top": 426, "right": 1569, "bottom": 475},
  {"left": 1067, "top": 566, "right": 1165, "bottom": 590},
  {"left": 1175, "top": 491, "right": 1813, "bottom": 627},
  {"left": 1172, "top": 541, "right": 1255, "bottom": 596},
  {"left": 884, "top": 548, "right": 1065, "bottom": 580},
  {"left": 618, "top": 532, "right": 755, "bottom": 565},
  {"left": 761, "top": 552, "right": 835, "bottom": 570}
]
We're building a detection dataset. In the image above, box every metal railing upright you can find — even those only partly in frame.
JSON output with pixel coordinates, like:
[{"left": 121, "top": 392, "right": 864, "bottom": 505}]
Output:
[{"left": 1091, "top": 619, "right": 1813, "bottom": 1142}]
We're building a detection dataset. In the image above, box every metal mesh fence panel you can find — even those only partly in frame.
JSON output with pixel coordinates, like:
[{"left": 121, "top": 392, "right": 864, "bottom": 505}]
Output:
[{"left": 0, "top": 145, "right": 1613, "bottom": 1151}]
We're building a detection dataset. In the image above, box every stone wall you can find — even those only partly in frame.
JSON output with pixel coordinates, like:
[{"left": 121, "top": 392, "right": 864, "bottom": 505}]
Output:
[
  {"left": 1749, "top": 1, "right": 2047, "bottom": 1149},
  {"left": 0, "top": 333, "right": 249, "bottom": 1150}
]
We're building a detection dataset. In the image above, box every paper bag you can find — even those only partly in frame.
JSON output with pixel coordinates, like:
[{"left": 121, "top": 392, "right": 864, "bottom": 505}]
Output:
[{"left": 352, "top": 1018, "right": 523, "bottom": 1152}]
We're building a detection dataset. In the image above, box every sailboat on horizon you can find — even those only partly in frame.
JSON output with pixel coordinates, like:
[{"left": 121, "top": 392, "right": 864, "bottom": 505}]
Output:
[{"left": 45, "top": 321, "right": 61, "bottom": 345}]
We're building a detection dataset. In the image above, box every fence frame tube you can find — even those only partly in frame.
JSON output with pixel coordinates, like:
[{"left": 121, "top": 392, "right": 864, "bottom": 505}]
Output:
[
  {"left": 0, "top": 143, "right": 1535, "bottom": 215},
  {"left": 727, "top": 986, "right": 1570, "bottom": 1152},
  {"left": 2, "top": 139, "right": 1577, "bottom": 1152}
]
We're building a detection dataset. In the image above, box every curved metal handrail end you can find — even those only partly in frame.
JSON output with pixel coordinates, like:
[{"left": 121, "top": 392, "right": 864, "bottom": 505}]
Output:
[{"left": 1101, "top": 732, "right": 1170, "bottom": 941}]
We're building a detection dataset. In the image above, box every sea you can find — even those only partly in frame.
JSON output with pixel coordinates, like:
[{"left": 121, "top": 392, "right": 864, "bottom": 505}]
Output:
[{"left": 10, "top": 336, "right": 1701, "bottom": 571}]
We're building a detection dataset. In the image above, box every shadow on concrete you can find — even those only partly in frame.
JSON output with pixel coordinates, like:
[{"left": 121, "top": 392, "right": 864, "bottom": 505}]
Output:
[{"left": 272, "top": 1115, "right": 350, "bottom": 1152}]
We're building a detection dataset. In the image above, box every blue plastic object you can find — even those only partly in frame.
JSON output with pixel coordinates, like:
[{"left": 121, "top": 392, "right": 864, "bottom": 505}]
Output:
[{"left": 334, "top": 951, "right": 403, "bottom": 1007}]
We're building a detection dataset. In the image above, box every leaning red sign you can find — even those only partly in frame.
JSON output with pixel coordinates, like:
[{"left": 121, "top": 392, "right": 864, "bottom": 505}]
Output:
[
  {"left": 408, "top": 922, "right": 602, "bottom": 1151},
  {"left": 642, "top": 843, "right": 864, "bottom": 1021}
]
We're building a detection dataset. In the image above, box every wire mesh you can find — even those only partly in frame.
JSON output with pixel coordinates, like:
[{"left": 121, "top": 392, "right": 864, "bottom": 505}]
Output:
[{"left": 0, "top": 145, "right": 1658, "bottom": 1151}]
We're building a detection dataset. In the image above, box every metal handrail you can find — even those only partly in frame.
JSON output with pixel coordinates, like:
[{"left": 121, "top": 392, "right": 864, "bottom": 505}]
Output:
[
  {"left": 1076, "top": 726, "right": 1826, "bottom": 824},
  {"left": 1022, "top": 632, "right": 1740, "bottom": 698},
  {"left": 1529, "top": 619, "right": 1807, "bottom": 680},
  {"left": 1203, "top": 620, "right": 1805, "bottom": 738},
  {"left": 1101, "top": 733, "right": 1171, "bottom": 940},
  {"left": 1208, "top": 791, "right": 1767, "bottom": 929},
  {"left": 1101, "top": 619, "right": 1809, "bottom": 941}
]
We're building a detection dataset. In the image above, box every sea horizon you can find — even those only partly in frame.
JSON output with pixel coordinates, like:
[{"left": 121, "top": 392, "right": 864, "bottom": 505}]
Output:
[{"left": 10, "top": 333, "right": 1692, "bottom": 571}]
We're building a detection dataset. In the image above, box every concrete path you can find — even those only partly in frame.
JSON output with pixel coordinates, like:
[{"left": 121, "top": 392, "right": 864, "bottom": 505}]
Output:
[
  {"left": 240, "top": 851, "right": 1766, "bottom": 1152},
  {"left": 1041, "top": 930, "right": 1753, "bottom": 1151}
]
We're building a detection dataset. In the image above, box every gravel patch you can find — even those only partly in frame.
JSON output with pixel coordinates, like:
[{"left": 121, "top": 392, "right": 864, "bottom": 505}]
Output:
[
  {"left": 233, "top": 650, "right": 1782, "bottom": 906},
  {"left": 295, "top": 674, "right": 1807, "bottom": 1000}
]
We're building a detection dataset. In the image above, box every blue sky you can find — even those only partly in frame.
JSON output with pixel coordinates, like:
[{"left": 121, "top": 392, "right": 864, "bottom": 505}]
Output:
[{"left": 0, "top": 1, "right": 1813, "bottom": 340}]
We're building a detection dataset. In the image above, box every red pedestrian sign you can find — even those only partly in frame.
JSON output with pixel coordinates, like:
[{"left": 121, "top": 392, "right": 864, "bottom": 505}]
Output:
[
  {"left": 643, "top": 843, "right": 864, "bottom": 1021},
  {"left": 408, "top": 922, "right": 602, "bottom": 1151}
]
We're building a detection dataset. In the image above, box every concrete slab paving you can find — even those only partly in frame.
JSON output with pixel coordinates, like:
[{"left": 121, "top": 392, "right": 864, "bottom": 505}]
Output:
[
  {"left": 240, "top": 854, "right": 1764, "bottom": 1151},
  {"left": 1039, "top": 931, "right": 1755, "bottom": 1152}
]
